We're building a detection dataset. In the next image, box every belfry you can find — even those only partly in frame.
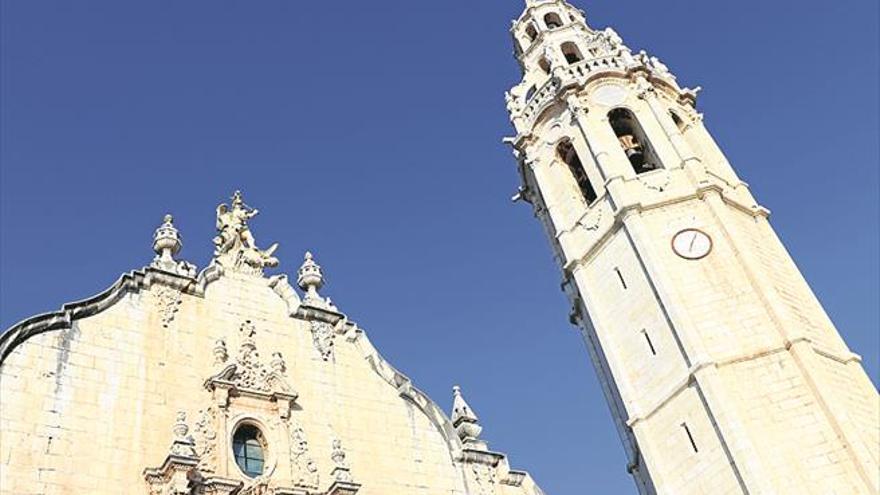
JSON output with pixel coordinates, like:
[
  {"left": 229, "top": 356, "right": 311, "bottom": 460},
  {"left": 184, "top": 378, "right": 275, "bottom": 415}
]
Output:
[
  {"left": 0, "top": 192, "right": 545, "bottom": 494},
  {"left": 504, "top": 1, "right": 879, "bottom": 494}
]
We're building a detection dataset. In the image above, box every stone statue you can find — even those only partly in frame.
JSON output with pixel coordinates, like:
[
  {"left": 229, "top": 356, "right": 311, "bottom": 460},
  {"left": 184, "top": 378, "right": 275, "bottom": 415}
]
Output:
[
  {"left": 213, "top": 190, "right": 279, "bottom": 272},
  {"left": 603, "top": 27, "right": 623, "bottom": 47},
  {"left": 650, "top": 56, "right": 672, "bottom": 78}
]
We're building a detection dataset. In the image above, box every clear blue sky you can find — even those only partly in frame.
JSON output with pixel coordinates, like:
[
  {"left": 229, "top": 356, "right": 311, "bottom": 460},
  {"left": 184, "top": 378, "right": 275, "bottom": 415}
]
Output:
[{"left": 1, "top": 1, "right": 877, "bottom": 493}]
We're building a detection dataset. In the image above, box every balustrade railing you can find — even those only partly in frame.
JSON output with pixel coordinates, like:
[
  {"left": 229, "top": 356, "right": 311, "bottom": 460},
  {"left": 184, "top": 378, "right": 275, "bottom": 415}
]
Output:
[{"left": 517, "top": 54, "right": 628, "bottom": 129}]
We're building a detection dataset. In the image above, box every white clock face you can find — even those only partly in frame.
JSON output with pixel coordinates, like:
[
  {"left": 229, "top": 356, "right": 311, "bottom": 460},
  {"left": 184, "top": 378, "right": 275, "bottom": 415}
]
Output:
[{"left": 672, "top": 229, "right": 712, "bottom": 260}]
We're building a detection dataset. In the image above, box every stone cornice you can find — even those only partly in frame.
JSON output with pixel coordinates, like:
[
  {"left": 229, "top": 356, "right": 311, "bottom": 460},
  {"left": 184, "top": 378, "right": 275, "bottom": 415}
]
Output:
[
  {"left": 0, "top": 262, "right": 539, "bottom": 490},
  {"left": 557, "top": 180, "right": 765, "bottom": 275},
  {"left": 0, "top": 266, "right": 199, "bottom": 364},
  {"left": 510, "top": 67, "right": 687, "bottom": 135}
]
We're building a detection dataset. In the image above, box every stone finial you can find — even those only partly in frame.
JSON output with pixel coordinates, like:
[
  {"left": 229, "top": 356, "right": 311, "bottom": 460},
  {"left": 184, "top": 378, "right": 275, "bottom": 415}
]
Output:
[
  {"left": 151, "top": 214, "right": 196, "bottom": 276},
  {"left": 172, "top": 411, "right": 189, "bottom": 439},
  {"left": 270, "top": 352, "right": 286, "bottom": 373},
  {"left": 330, "top": 438, "right": 354, "bottom": 483},
  {"left": 297, "top": 252, "right": 327, "bottom": 307},
  {"left": 451, "top": 385, "right": 486, "bottom": 449},
  {"left": 154, "top": 214, "right": 182, "bottom": 258},
  {"left": 213, "top": 339, "right": 228, "bottom": 366},
  {"left": 169, "top": 411, "right": 198, "bottom": 458},
  {"left": 144, "top": 411, "right": 200, "bottom": 493},
  {"left": 326, "top": 438, "right": 361, "bottom": 493},
  {"left": 239, "top": 320, "right": 257, "bottom": 347}
]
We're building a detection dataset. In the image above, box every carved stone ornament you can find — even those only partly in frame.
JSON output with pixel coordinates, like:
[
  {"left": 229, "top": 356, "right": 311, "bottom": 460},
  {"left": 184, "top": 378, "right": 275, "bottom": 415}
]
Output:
[
  {"left": 212, "top": 191, "right": 279, "bottom": 276},
  {"left": 541, "top": 46, "right": 561, "bottom": 70},
  {"left": 310, "top": 320, "right": 335, "bottom": 361},
  {"left": 505, "top": 84, "right": 525, "bottom": 116},
  {"left": 143, "top": 412, "right": 201, "bottom": 495},
  {"left": 154, "top": 285, "right": 182, "bottom": 328},
  {"left": 472, "top": 463, "right": 499, "bottom": 495},
  {"left": 193, "top": 406, "right": 219, "bottom": 473},
  {"left": 289, "top": 423, "right": 320, "bottom": 488},
  {"left": 204, "top": 321, "right": 298, "bottom": 416},
  {"left": 326, "top": 438, "right": 360, "bottom": 495}
]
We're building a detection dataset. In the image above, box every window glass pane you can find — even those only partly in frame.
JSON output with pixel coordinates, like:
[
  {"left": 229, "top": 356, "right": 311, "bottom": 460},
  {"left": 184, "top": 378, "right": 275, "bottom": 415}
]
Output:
[
  {"left": 245, "top": 443, "right": 264, "bottom": 460},
  {"left": 233, "top": 442, "right": 246, "bottom": 457},
  {"left": 232, "top": 425, "right": 265, "bottom": 477},
  {"left": 248, "top": 458, "right": 264, "bottom": 474}
]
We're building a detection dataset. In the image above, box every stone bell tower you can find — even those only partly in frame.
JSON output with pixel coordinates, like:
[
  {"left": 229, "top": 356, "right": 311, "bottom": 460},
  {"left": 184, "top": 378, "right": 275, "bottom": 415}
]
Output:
[{"left": 504, "top": 1, "right": 879, "bottom": 494}]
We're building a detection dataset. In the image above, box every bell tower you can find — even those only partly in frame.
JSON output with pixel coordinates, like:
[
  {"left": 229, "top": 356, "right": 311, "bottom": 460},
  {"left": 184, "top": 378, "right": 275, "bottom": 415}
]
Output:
[{"left": 504, "top": 1, "right": 879, "bottom": 494}]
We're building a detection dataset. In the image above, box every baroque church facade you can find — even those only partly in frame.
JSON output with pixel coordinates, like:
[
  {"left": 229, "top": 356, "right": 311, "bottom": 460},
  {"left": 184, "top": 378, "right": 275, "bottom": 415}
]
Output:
[
  {"left": 0, "top": 191, "right": 545, "bottom": 495},
  {"left": 503, "top": 0, "right": 879, "bottom": 494},
  {"left": 1, "top": 1, "right": 878, "bottom": 495}
]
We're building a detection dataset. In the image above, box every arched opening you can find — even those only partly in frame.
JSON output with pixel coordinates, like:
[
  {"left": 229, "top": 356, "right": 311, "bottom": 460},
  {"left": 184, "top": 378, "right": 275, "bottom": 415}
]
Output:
[
  {"left": 525, "top": 24, "right": 538, "bottom": 42},
  {"left": 608, "top": 108, "right": 661, "bottom": 174},
  {"left": 232, "top": 424, "right": 266, "bottom": 478},
  {"left": 670, "top": 111, "right": 687, "bottom": 132},
  {"left": 544, "top": 13, "right": 564, "bottom": 29},
  {"left": 538, "top": 57, "right": 551, "bottom": 74},
  {"left": 525, "top": 85, "right": 537, "bottom": 101},
  {"left": 557, "top": 139, "right": 597, "bottom": 204},
  {"left": 561, "top": 42, "right": 584, "bottom": 64}
]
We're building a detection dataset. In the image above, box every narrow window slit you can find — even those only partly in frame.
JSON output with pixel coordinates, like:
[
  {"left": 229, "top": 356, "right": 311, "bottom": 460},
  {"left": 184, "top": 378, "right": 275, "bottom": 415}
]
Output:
[
  {"left": 641, "top": 329, "right": 656, "bottom": 355},
  {"left": 681, "top": 423, "right": 698, "bottom": 453},
  {"left": 614, "top": 267, "right": 627, "bottom": 289}
]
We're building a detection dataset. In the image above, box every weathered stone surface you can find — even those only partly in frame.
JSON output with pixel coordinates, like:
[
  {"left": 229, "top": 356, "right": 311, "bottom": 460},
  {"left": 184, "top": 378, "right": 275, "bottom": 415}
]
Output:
[
  {"left": 0, "top": 196, "right": 543, "bottom": 495},
  {"left": 506, "top": 1, "right": 879, "bottom": 494}
]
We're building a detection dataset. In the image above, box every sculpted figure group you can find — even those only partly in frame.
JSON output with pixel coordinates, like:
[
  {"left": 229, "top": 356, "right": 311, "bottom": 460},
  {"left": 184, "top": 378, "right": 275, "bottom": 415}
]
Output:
[{"left": 214, "top": 191, "right": 279, "bottom": 271}]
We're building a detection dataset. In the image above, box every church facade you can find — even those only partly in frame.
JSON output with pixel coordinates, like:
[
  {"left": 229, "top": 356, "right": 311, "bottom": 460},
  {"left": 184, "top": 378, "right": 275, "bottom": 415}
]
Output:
[
  {"left": 0, "top": 192, "right": 545, "bottom": 494},
  {"left": 504, "top": 1, "right": 879, "bottom": 494}
]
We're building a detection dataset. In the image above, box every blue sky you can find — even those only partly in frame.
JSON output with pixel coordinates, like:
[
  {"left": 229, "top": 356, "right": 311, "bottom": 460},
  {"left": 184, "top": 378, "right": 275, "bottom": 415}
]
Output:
[{"left": 1, "top": 1, "right": 877, "bottom": 493}]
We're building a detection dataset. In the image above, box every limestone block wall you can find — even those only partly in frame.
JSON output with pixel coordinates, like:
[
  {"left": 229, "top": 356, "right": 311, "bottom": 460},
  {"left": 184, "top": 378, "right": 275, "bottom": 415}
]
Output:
[{"left": 0, "top": 267, "right": 544, "bottom": 495}]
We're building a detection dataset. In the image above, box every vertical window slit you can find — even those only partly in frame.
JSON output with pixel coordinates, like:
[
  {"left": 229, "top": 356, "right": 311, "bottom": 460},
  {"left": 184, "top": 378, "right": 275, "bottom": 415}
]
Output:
[
  {"left": 614, "top": 267, "right": 627, "bottom": 289},
  {"left": 682, "top": 422, "right": 698, "bottom": 453},
  {"left": 641, "top": 329, "right": 656, "bottom": 355}
]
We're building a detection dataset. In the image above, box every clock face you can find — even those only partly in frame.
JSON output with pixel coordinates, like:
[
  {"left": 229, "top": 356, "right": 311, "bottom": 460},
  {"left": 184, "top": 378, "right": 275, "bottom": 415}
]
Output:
[{"left": 672, "top": 229, "right": 713, "bottom": 260}]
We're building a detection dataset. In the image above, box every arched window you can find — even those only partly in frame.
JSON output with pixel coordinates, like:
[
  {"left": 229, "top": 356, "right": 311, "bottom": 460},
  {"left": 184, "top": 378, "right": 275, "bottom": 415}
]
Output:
[
  {"left": 525, "top": 85, "right": 537, "bottom": 101},
  {"left": 538, "top": 57, "right": 551, "bottom": 74},
  {"left": 525, "top": 24, "right": 538, "bottom": 42},
  {"left": 561, "top": 42, "right": 584, "bottom": 64},
  {"left": 670, "top": 111, "right": 687, "bottom": 132},
  {"left": 558, "top": 140, "right": 597, "bottom": 204},
  {"left": 608, "top": 108, "right": 661, "bottom": 174},
  {"left": 233, "top": 424, "right": 266, "bottom": 478},
  {"left": 544, "top": 13, "right": 564, "bottom": 29}
]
